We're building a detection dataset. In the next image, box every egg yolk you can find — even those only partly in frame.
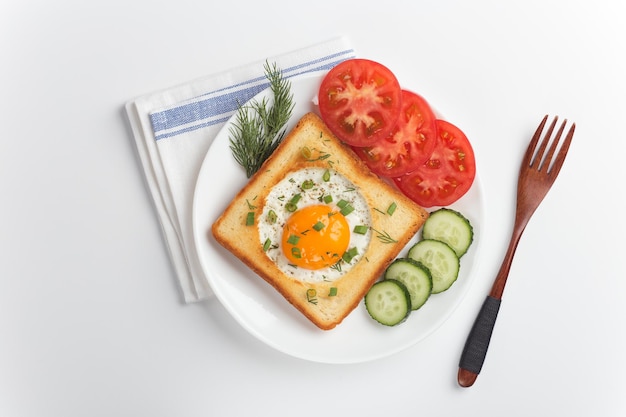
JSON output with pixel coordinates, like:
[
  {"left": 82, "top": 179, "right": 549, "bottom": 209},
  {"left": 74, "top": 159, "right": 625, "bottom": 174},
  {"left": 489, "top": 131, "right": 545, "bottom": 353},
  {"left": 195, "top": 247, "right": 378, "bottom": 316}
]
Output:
[{"left": 282, "top": 204, "right": 350, "bottom": 270}]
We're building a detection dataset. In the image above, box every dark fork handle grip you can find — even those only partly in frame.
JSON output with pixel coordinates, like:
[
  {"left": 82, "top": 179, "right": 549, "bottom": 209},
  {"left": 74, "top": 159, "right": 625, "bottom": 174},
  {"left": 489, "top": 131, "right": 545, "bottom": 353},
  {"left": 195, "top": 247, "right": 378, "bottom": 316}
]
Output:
[{"left": 458, "top": 296, "right": 501, "bottom": 387}]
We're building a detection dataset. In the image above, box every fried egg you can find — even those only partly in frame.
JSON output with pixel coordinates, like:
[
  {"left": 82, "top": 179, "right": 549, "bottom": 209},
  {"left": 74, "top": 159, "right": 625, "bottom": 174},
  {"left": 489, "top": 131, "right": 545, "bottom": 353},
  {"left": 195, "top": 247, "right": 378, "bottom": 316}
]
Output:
[{"left": 258, "top": 167, "right": 372, "bottom": 283}]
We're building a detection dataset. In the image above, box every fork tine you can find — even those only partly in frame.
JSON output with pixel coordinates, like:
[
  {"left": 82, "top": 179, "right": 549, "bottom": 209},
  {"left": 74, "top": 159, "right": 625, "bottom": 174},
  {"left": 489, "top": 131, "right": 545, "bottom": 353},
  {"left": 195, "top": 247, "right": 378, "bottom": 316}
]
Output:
[
  {"left": 542, "top": 119, "right": 567, "bottom": 173},
  {"left": 531, "top": 116, "right": 558, "bottom": 169},
  {"left": 547, "top": 122, "right": 575, "bottom": 178},
  {"left": 523, "top": 115, "right": 548, "bottom": 167}
]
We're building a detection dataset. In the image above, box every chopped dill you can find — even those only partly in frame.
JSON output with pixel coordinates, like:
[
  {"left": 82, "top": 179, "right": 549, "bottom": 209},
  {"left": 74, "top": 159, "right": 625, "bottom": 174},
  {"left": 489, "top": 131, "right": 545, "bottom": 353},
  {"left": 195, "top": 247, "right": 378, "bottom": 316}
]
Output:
[
  {"left": 246, "top": 198, "right": 257, "bottom": 210},
  {"left": 330, "top": 261, "right": 343, "bottom": 272},
  {"left": 370, "top": 227, "right": 398, "bottom": 244}
]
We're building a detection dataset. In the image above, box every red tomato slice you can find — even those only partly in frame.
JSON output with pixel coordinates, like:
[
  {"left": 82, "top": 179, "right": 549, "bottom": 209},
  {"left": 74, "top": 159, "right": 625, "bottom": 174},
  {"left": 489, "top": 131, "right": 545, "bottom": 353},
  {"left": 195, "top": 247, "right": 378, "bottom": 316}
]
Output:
[
  {"left": 394, "top": 119, "right": 476, "bottom": 208},
  {"left": 318, "top": 59, "right": 402, "bottom": 146},
  {"left": 352, "top": 90, "right": 438, "bottom": 177}
]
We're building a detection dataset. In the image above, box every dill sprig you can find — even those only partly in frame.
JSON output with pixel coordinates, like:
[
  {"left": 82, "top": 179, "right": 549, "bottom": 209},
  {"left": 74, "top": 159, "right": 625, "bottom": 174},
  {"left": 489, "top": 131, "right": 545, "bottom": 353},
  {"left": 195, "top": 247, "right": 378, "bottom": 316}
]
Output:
[{"left": 229, "top": 61, "right": 295, "bottom": 178}]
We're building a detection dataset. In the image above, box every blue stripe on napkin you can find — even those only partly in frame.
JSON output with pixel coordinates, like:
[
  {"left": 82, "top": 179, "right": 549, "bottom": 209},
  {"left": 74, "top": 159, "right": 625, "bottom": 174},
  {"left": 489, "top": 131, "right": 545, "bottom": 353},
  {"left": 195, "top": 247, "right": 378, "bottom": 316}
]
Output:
[{"left": 149, "top": 48, "right": 356, "bottom": 141}]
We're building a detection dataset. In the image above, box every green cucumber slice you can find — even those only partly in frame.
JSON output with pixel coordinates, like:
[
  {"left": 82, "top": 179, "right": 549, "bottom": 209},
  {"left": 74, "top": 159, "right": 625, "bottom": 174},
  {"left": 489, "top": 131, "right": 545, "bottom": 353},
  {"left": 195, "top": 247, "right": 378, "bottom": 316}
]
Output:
[
  {"left": 408, "top": 239, "right": 460, "bottom": 294},
  {"left": 422, "top": 208, "right": 474, "bottom": 257},
  {"left": 364, "top": 280, "right": 411, "bottom": 326},
  {"left": 384, "top": 258, "right": 432, "bottom": 310}
]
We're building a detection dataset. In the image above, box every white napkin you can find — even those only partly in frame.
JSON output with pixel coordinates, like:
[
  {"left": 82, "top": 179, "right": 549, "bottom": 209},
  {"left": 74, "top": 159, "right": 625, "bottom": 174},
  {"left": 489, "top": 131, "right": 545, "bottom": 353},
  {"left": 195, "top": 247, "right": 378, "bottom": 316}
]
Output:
[{"left": 125, "top": 37, "right": 356, "bottom": 302}]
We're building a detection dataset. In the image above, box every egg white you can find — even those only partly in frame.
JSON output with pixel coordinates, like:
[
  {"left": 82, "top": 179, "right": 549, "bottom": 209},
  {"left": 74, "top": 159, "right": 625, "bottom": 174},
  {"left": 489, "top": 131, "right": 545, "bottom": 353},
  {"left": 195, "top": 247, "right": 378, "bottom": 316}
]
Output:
[{"left": 258, "top": 167, "right": 372, "bottom": 283}]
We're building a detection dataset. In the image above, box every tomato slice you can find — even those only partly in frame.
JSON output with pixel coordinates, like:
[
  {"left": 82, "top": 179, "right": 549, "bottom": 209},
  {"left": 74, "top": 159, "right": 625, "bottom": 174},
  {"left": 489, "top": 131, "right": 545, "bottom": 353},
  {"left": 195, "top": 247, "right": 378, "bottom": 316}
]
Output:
[
  {"left": 318, "top": 59, "right": 402, "bottom": 146},
  {"left": 352, "top": 90, "right": 438, "bottom": 177},
  {"left": 394, "top": 119, "right": 476, "bottom": 208}
]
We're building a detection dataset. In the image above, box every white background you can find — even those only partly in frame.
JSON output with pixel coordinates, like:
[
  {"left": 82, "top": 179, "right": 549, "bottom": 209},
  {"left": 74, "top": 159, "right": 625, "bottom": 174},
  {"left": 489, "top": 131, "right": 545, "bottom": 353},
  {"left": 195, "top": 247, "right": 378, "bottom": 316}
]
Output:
[{"left": 2, "top": 0, "right": 625, "bottom": 416}]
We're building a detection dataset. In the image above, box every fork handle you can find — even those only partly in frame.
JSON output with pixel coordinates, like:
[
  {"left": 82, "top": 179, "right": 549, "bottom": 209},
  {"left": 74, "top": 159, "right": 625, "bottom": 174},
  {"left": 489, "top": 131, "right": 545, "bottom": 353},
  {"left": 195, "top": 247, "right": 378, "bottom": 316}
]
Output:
[{"left": 457, "top": 296, "right": 502, "bottom": 387}]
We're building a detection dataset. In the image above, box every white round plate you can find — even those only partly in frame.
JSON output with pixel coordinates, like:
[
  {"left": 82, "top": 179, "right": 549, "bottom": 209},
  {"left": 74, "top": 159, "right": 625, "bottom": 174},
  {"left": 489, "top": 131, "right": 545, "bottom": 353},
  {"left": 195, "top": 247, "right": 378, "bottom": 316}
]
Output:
[{"left": 192, "top": 71, "right": 484, "bottom": 364}]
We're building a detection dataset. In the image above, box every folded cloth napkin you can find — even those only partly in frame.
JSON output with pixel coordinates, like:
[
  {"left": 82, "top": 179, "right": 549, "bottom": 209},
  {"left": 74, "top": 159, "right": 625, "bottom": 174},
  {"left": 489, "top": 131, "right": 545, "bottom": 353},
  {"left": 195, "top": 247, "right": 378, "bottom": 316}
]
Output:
[{"left": 125, "top": 37, "right": 356, "bottom": 302}]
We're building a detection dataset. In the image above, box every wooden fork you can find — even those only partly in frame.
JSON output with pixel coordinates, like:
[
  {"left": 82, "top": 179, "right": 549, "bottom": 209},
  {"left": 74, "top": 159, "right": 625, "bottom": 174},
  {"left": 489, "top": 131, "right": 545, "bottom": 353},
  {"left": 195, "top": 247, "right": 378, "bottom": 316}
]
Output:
[{"left": 457, "top": 115, "right": 576, "bottom": 388}]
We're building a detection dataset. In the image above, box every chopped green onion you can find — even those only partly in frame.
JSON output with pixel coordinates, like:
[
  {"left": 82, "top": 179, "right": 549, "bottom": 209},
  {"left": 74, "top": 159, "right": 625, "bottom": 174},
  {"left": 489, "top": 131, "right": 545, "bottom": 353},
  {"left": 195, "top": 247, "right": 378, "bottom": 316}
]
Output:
[
  {"left": 285, "top": 193, "right": 301, "bottom": 212},
  {"left": 291, "top": 247, "right": 302, "bottom": 259},
  {"left": 323, "top": 194, "right": 333, "bottom": 204},
  {"left": 267, "top": 209, "right": 277, "bottom": 224},
  {"left": 306, "top": 288, "right": 318, "bottom": 304},
  {"left": 329, "top": 287, "right": 338, "bottom": 297},
  {"left": 313, "top": 221, "right": 325, "bottom": 231},
  {"left": 337, "top": 199, "right": 348, "bottom": 208},
  {"left": 322, "top": 169, "right": 331, "bottom": 182},
  {"left": 353, "top": 225, "right": 369, "bottom": 234},
  {"left": 387, "top": 202, "right": 397, "bottom": 216},
  {"left": 342, "top": 247, "right": 358, "bottom": 263},
  {"left": 287, "top": 235, "right": 300, "bottom": 245},
  {"left": 262, "top": 238, "right": 272, "bottom": 252},
  {"left": 246, "top": 212, "right": 255, "bottom": 226},
  {"left": 340, "top": 203, "right": 354, "bottom": 216},
  {"left": 301, "top": 146, "right": 312, "bottom": 159},
  {"left": 302, "top": 179, "right": 314, "bottom": 190}
]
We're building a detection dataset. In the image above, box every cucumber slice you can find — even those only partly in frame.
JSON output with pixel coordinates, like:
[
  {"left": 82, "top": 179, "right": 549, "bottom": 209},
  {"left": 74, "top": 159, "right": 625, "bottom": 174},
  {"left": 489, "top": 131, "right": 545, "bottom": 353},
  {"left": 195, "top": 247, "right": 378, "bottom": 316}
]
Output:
[
  {"left": 384, "top": 258, "right": 432, "bottom": 310},
  {"left": 422, "top": 208, "right": 473, "bottom": 257},
  {"left": 408, "top": 239, "right": 460, "bottom": 294},
  {"left": 364, "top": 280, "right": 411, "bottom": 326}
]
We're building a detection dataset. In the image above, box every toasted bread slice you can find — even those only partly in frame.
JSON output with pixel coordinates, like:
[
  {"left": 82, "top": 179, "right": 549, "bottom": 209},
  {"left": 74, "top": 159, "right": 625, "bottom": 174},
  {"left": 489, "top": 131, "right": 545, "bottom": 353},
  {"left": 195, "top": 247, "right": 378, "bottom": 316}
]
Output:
[{"left": 212, "top": 112, "right": 428, "bottom": 330}]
